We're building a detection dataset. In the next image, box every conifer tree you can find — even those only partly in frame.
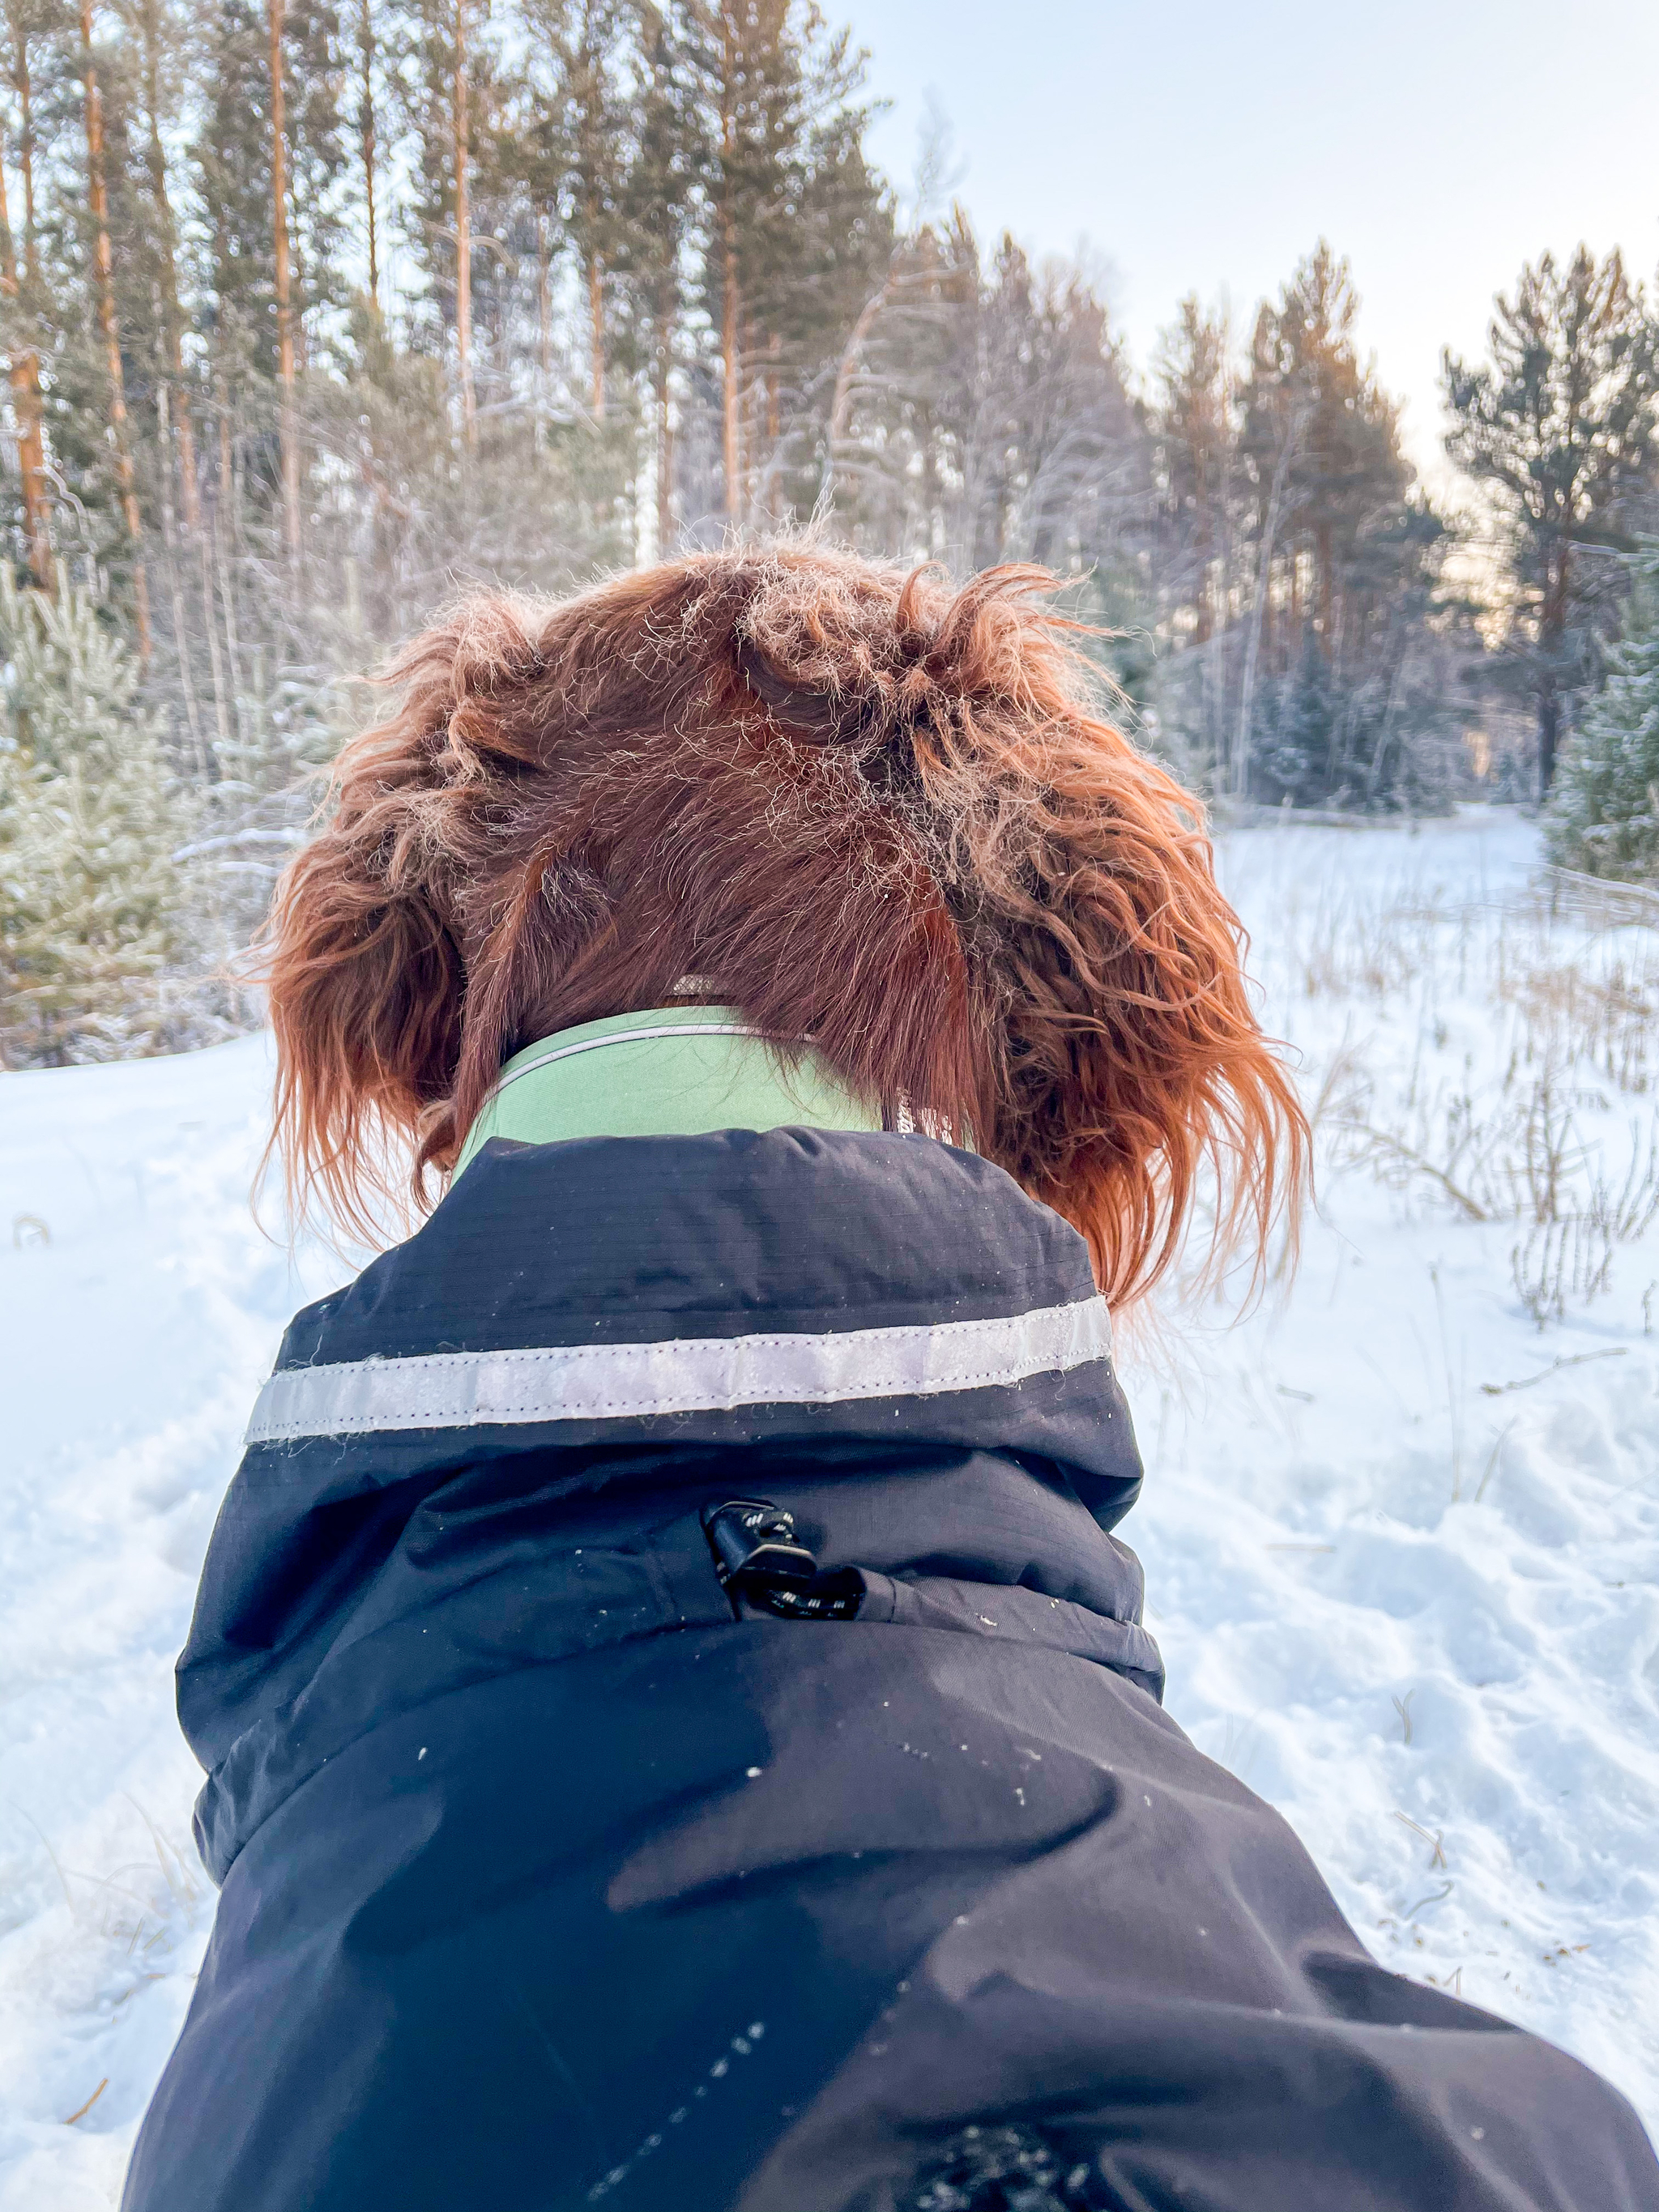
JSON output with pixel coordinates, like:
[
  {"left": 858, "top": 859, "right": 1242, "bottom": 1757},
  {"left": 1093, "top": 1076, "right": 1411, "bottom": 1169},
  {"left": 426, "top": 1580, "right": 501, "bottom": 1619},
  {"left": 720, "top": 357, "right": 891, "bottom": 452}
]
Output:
[
  {"left": 1549, "top": 541, "right": 1659, "bottom": 880},
  {"left": 1445, "top": 247, "right": 1659, "bottom": 795},
  {"left": 1230, "top": 245, "right": 1430, "bottom": 800},
  {"left": 195, "top": 1, "right": 276, "bottom": 363},
  {"left": 536, "top": 0, "right": 629, "bottom": 419},
  {"left": 617, "top": 0, "right": 707, "bottom": 548},
  {"left": 0, "top": 574, "right": 199, "bottom": 1063},
  {"left": 79, "top": 0, "right": 151, "bottom": 655},
  {"left": 680, "top": 0, "right": 884, "bottom": 522},
  {"left": 401, "top": 0, "right": 511, "bottom": 436}
]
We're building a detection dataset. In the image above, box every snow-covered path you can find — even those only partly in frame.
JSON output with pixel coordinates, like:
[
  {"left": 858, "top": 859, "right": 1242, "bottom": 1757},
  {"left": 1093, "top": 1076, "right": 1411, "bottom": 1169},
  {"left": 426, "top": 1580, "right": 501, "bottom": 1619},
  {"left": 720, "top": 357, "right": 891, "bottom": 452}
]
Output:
[{"left": 2, "top": 809, "right": 1657, "bottom": 2206}]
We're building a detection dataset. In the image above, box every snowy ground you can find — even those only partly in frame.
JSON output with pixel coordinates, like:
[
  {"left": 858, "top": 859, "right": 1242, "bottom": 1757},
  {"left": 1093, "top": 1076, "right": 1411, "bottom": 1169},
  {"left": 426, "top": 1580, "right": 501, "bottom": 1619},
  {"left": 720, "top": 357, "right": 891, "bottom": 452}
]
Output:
[{"left": 2, "top": 808, "right": 1657, "bottom": 2206}]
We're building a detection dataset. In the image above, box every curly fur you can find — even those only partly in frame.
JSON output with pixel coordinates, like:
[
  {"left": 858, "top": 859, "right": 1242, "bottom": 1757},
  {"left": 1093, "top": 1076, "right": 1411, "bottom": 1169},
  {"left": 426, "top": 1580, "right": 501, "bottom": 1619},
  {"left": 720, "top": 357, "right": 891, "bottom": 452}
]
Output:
[{"left": 260, "top": 542, "right": 1307, "bottom": 1303}]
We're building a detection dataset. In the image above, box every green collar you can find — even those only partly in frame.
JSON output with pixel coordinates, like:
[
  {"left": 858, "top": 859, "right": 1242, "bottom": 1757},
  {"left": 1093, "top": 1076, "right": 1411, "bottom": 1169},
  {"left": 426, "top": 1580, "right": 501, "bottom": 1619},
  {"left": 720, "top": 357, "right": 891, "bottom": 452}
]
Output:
[{"left": 454, "top": 1006, "right": 885, "bottom": 1174}]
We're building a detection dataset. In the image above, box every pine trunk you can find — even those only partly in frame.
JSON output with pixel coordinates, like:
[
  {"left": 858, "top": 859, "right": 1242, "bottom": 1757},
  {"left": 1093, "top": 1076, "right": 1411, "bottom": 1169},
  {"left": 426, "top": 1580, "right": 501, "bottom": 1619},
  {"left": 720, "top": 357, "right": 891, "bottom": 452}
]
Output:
[
  {"left": 536, "top": 219, "right": 552, "bottom": 377},
  {"left": 80, "top": 0, "right": 150, "bottom": 663},
  {"left": 155, "top": 381, "right": 206, "bottom": 763},
  {"left": 453, "top": 0, "right": 475, "bottom": 445},
  {"left": 7, "top": 351, "right": 48, "bottom": 582},
  {"left": 357, "top": 0, "right": 378, "bottom": 301},
  {"left": 5, "top": 25, "right": 50, "bottom": 585},
  {"left": 215, "top": 381, "right": 245, "bottom": 730},
  {"left": 139, "top": 0, "right": 199, "bottom": 533},
  {"left": 1538, "top": 537, "right": 1572, "bottom": 796},
  {"left": 0, "top": 151, "right": 49, "bottom": 586},
  {"left": 588, "top": 243, "right": 604, "bottom": 420},
  {"left": 654, "top": 274, "right": 673, "bottom": 554},
  {"left": 718, "top": 20, "right": 740, "bottom": 521},
  {"left": 1235, "top": 409, "right": 1305, "bottom": 799},
  {"left": 721, "top": 212, "right": 740, "bottom": 519},
  {"left": 270, "top": 0, "right": 301, "bottom": 564}
]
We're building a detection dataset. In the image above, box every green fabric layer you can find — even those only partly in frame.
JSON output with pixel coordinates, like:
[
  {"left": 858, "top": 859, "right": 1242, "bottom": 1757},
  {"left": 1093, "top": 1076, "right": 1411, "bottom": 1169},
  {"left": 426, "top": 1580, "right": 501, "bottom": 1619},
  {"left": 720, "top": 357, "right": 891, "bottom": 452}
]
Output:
[{"left": 454, "top": 1006, "right": 883, "bottom": 1173}]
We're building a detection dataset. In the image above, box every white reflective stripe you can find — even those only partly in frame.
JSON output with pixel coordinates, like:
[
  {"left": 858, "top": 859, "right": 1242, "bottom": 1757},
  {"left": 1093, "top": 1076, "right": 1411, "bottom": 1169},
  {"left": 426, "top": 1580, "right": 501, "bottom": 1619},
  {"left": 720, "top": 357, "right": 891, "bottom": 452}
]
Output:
[
  {"left": 243, "top": 1296, "right": 1113, "bottom": 1444},
  {"left": 492, "top": 1024, "right": 767, "bottom": 1100}
]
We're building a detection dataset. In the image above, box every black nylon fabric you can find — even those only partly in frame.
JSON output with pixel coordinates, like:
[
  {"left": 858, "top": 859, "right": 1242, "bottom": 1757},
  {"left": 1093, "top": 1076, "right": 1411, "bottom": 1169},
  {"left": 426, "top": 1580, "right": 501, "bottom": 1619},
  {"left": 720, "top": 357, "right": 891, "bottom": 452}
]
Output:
[{"left": 122, "top": 1130, "right": 1659, "bottom": 2212}]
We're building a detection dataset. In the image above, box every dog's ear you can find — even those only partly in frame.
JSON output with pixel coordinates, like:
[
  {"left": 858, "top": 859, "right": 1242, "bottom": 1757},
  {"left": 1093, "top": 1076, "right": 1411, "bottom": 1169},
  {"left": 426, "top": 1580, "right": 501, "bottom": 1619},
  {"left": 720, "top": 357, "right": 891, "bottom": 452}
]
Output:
[{"left": 262, "top": 805, "right": 465, "bottom": 1246}]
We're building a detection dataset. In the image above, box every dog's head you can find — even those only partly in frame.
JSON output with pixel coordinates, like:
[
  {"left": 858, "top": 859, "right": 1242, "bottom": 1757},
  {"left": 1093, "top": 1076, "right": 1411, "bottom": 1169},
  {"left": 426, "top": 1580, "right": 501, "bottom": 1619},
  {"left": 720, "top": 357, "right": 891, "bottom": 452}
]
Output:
[{"left": 261, "top": 542, "right": 1306, "bottom": 1303}]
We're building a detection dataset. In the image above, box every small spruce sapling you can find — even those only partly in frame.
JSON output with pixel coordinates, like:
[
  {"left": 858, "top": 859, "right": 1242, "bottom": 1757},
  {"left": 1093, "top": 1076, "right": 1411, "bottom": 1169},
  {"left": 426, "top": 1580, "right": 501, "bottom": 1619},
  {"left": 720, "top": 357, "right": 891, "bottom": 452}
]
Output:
[
  {"left": 0, "top": 573, "right": 199, "bottom": 1064},
  {"left": 1548, "top": 540, "right": 1659, "bottom": 883}
]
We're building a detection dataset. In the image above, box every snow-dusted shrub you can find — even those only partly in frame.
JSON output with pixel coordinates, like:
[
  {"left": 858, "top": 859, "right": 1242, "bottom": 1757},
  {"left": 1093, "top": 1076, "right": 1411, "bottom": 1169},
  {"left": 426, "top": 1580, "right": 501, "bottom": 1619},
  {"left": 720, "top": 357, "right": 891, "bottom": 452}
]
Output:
[
  {"left": 1548, "top": 541, "right": 1659, "bottom": 884},
  {"left": 0, "top": 575, "right": 203, "bottom": 1066}
]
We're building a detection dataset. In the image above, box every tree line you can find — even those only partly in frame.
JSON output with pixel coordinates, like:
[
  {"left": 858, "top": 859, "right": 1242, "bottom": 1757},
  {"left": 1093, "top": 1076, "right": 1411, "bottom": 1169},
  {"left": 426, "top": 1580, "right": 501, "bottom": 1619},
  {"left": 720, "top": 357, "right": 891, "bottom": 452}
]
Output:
[{"left": 1, "top": 0, "right": 1658, "bottom": 1064}]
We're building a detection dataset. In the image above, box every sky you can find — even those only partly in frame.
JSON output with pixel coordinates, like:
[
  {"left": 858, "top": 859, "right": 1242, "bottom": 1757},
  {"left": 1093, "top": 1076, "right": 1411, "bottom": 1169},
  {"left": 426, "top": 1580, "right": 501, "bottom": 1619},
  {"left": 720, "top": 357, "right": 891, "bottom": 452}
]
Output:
[{"left": 834, "top": 0, "right": 1659, "bottom": 501}]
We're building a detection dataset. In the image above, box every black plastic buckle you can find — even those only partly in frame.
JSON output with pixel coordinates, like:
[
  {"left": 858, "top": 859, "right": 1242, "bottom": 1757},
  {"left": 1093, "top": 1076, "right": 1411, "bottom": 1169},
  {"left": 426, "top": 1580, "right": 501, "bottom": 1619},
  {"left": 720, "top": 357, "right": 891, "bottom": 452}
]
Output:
[{"left": 701, "top": 1498, "right": 864, "bottom": 1621}]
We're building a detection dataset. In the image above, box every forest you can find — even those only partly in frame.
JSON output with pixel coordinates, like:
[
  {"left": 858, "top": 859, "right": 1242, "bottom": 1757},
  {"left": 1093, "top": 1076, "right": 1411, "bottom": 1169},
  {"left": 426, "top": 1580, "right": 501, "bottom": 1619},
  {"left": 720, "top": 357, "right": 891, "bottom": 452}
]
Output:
[{"left": 2, "top": 0, "right": 1659, "bottom": 1068}]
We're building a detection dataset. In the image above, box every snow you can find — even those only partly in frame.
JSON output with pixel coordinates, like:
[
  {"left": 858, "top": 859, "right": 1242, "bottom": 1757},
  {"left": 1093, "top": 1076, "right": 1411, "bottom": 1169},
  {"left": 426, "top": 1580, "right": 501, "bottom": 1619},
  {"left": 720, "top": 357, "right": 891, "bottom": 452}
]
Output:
[
  {"left": 2, "top": 807, "right": 1657, "bottom": 2204},
  {"left": 0, "top": 1038, "right": 353, "bottom": 2210}
]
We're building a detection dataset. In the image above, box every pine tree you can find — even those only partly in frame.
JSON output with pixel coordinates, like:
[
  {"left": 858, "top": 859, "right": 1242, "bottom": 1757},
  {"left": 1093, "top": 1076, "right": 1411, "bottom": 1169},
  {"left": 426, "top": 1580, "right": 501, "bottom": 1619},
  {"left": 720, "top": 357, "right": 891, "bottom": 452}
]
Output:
[
  {"left": 1227, "top": 245, "right": 1442, "bottom": 804},
  {"left": 195, "top": 0, "right": 276, "bottom": 364},
  {"left": 79, "top": 0, "right": 151, "bottom": 655},
  {"left": 1444, "top": 248, "right": 1659, "bottom": 795},
  {"left": 1548, "top": 542, "right": 1659, "bottom": 881},
  {"left": 542, "top": 0, "right": 629, "bottom": 420},
  {"left": 0, "top": 573, "right": 201, "bottom": 1064},
  {"left": 399, "top": 0, "right": 511, "bottom": 433},
  {"left": 616, "top": 0, "right": 708, "bottom": 549},
  {"left": 684, "top": 0, "right": 877, "bottom": 522}
]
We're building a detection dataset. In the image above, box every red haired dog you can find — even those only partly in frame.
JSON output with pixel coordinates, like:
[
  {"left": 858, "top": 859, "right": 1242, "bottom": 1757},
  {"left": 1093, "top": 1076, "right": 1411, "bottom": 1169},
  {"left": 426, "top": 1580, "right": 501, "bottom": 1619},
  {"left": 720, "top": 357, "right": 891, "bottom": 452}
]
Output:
[{"left": 126, "top": 548, "right": 1657, "bottom": 2212}]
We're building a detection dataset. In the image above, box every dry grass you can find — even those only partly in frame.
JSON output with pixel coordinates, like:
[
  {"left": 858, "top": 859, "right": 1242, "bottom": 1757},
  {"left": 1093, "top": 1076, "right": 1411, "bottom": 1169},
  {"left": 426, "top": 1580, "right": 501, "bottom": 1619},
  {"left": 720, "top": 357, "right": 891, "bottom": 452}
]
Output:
[{"left": 1256, "top": 862, "right": 1659, "bottom": 1328}]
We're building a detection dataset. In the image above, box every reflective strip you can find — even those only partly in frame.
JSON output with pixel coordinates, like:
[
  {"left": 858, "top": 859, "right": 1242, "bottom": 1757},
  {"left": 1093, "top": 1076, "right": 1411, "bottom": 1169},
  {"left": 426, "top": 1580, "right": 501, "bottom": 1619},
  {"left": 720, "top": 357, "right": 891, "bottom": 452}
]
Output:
[{"left": 244, "top": 1296, "right": 1113, "bottom": 1445}]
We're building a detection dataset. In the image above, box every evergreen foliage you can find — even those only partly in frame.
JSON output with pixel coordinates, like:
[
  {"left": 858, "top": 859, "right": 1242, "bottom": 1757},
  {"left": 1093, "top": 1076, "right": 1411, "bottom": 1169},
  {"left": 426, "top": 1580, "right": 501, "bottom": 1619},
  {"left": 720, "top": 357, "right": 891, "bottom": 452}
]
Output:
[
  {"left": 1444, "top": 248, "right": 1659, "bottom": 795},
  {"left": 1548, "top": 542, "right": 1659, "bottom": 881},
  {"left": 0, "top": 572, "right": 203, "bottom": 1062}
]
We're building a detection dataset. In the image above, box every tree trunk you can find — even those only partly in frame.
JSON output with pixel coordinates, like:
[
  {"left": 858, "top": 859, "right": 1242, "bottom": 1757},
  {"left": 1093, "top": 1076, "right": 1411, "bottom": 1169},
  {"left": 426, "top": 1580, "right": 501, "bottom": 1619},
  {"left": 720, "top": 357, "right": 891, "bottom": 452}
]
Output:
[
  {"left": 720, "top": 209, "right": 740, "bottom": 519},
  {"left": 138, "top": 0, "right": 199, "bottom": 533},
  {"left": 4, "top": 20, "right": 49, "bottom": 585},
  {"left": 6, "top": 349, "right": 48, "bottom": 583},
  {"left": 717, "top": 15, "right": 740, "bottom": 522},
  {"left": 744, "top": 316, "right": 767, "bottom": 517},
  {"left": 215, "top": 379, "right": 245, "bottom": 731},
  {"left": 155, "top": 380, "right": 206, "bottom": 765},
  {"left": 269, "top": 0, "right": 301, "bottom": 564},
  {"left": 357, "top": 0, "right": 378, "bottom": 301},
  {"left": 0, "top": 134, "right": 49, "bottom": 583},
  {"left": 452, "top": 0, "right": 475, "bottom": 445},
  {"left": 198, "top": 516, "right": 232, "bottom": 751},
  {"left": 1536, "top": 535, "right": 1572, "bottom": 797},
  {"left": 536, "top": 218, "right": 552, "bottom": 380},
  {"left": 587, "top": 242, "right": 604, "bottom": 420},
  {"left": 654, "top": 272, "right": 673, "bottom": 553},
  {"left": 533, "top": 215, "right": 551, "bottom": 446},
  {"left": 1537, "top": 676, "right": 1560, "bottom": 799},
  {"left": 80, "top": 0, "right": 149, "bottom": 662},
  {"left": 1234, "top": 403, "right": 1307, "bottom": 801}
]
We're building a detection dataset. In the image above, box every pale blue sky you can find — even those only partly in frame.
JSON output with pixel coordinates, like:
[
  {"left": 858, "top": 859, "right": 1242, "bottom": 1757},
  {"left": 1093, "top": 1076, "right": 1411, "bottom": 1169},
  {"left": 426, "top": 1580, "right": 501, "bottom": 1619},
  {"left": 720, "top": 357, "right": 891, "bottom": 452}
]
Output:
[{"left": 836, "top": 0, "right": 1659, "bottom": 497}]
